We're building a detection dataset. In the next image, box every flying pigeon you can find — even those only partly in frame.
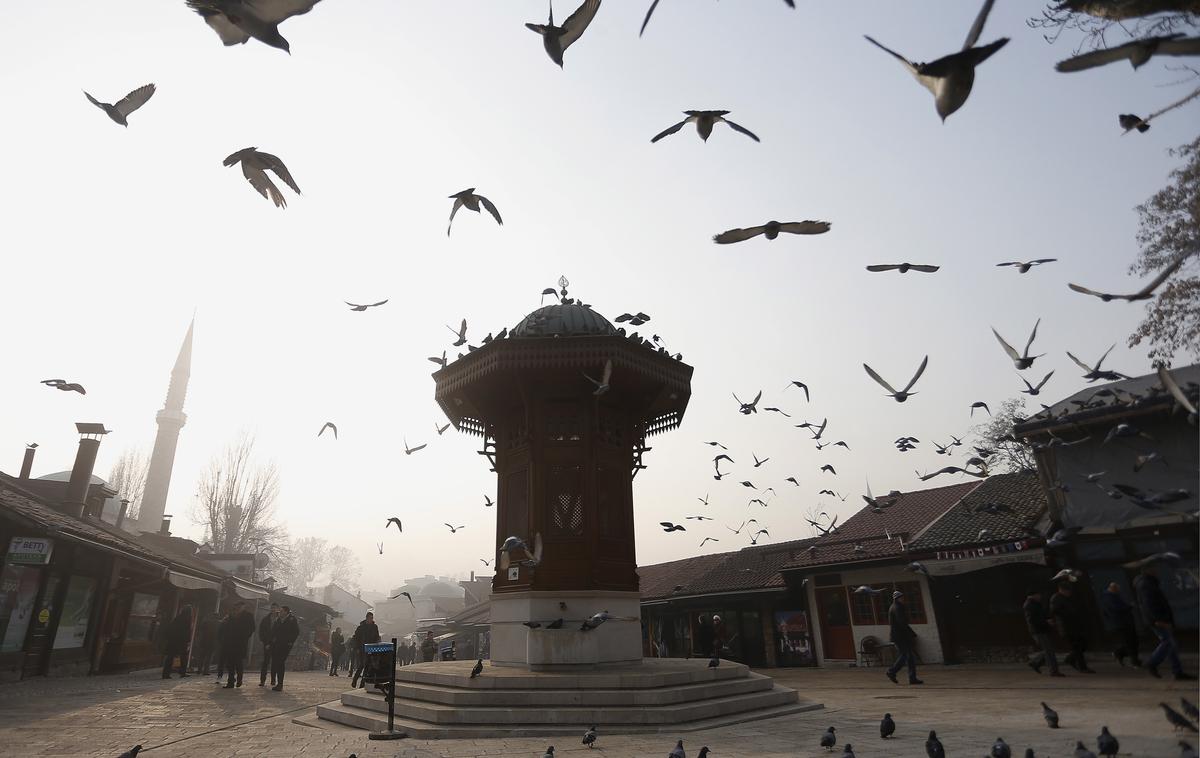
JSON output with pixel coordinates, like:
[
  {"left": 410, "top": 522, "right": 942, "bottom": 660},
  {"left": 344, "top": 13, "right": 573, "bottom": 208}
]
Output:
[
  {"left": 659, "top": 522, "right": 686, "bottom": 532},
  {"left": 1068, "top": 252, "right": 1191, "bottom": 303},
  {"left": 428, "top": 351, "right": 448, "bottom": 368},
  {"left": 1163, "top": 702, "right": 1200, "bottom": 731},
  {"left": 699, "top": 537, "right": 719, "bottom": 547},
  {"left": 390, "top": 591, "right": 414, "bottom": 607},
  {"left": 734, "top": 390, "right": 762, "bottom": 414},
  {"left": 993, "top": 318, "right": 1043, "bottom": 369},
  {"left": 84, "top": 84, "right": 155, "bottom": 127},
  {"left": 223, "top": 147, "right": 300, "bottom": 208},
  {"left": 997, "top": 259, "right": 1056, "bottom": 273},
  {"left": 345, "top": 300, "right": 387, "bottom": 311},
  {"left": 713, "top": 220, "right": 830, "bottom": 244},
  {"left": 971, "top": 401, "right": 991, "bottom": 416},
  {"left": 615, "top": 312, "right": 651, "bottom": 325},
  {"left": 403, "top": 437, "right": 427, "bottom": 455},
  {"left": 1019, "top": 370, "right": 1054, "bottom": 396},
  {"left": 386, "top": 517, "right": 402, "bottom": 532},
  {"left": 186, "top": 0, "right": 323, "bottom": 52},
  {"left": 863, "top": 355, "right": 928, "bottom": 402},
  {"left": 1055, "top": 34, "right": 1200, "bottom": 73},
  {"left": 652, "top": 110, "right": 760, "bottom": 143},
  {"left": 784, "top": 380, "right": 810, "bottom": 401},
  {"left": 866, "top": 263, "right": 940, "bottom": 273},
  {"left": 41, "top": 379, "right": 86, "bottom": 395},
  {"left": 1066, "top": 346, "right": 1127, "bottom": 383},
  {"left": 318, "top": 422, "right": 337, "bottom": 439},
  {"left": 525, "top": 0, "right": 602, "bottom": 67},
  {"left": 444, "top": 523, "right": 465, "bottom": 534},
  {"left": 436, "top": 422, "right": 452, "bottom": 436},
  {"left": 580, "top": 610, "right": 613, "bottom": 631},
  {"left": 447, "top": 189, "right": 502, "bottom": 236},
  {"left": 864, "top": 0, "right": 1009, "bottom": 121},
  {"left": 583, "top": 359, "right": 613, "bottom": 396}
]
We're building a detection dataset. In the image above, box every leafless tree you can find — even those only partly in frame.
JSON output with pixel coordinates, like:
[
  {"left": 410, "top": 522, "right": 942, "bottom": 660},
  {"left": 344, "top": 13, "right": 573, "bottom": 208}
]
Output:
[
  {"left": 107, "top": 448, "right": 149, "bottom": 521},
  {"left": 191, "top": 433, "right": 289, "bottom": 565},
  {"left": 1128, "top": 136, "right": 1200, "bottom": 364},
  {"left": 279, "top": 536, "right": 328, "bottom": 593},
  {"left": 970, "top": 398, "right": 1037, "bottom": 474},
  {"left": 327, "top": 545, "right": 362, "bottom": 592},
  {"left": 1028, "top": 2, "right": 1199, "bottom": 50}
]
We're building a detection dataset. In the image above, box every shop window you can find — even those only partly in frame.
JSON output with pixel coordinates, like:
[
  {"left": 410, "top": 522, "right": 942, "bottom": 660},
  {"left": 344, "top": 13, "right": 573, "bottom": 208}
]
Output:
[
  {"left": 894, "top": 581, "right": 927, "bottom": 624},
  {"left": 851, "top": 590, "right": 878, "bottom": 625},
  {"left": 53, "top": 575, "right": 96, "bottom": 649},
  {"left": 0, "top": 563, "right": 42, "bottom": 653},
  {"left": 849, "top": 581, "right": 927, "bottom": 626},
  {"left": 125, "top": 592, "right": 160, "bottom": 643}
]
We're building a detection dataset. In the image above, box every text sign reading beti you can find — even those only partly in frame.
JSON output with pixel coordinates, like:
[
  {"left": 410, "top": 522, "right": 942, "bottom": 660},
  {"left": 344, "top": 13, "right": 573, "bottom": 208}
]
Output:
[{"left": 7, "top": 536, "right": 54, "bottom": 565}]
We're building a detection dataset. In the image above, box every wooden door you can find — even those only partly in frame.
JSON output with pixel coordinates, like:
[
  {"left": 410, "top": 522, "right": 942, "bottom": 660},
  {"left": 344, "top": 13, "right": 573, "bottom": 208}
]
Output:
[
  {"left": 21, "top": 574, "right": 60, "bottom": 678},
  {"left": 815, "top": 586, "right": 856, "bottom": 661}
]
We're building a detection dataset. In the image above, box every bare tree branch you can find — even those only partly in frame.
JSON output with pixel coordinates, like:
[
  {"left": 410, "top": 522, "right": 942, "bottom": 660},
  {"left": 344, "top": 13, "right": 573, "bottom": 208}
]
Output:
[
  {"left": 190, "top": 432, "right": 289, "bottom": 566},
  {"left": 970, "top": 398, "right": 1037, "bottom": 474},
  {"left": 107, "top": 448, "right": 149, "bottom": 521}
]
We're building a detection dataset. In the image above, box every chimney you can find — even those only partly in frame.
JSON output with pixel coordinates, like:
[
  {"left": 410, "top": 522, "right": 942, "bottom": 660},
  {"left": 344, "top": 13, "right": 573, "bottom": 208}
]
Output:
[
  {"left": 159, "top": 515, "right": 172, "bottom": 536},
  {"left": 116, "top": 499, "right": 130, "bottom": 530},
  {"left": 19, "top": 444, "right": 37, "bottom": 479},
  {"left": 65, "top": 423, "right": 109, "bottom": 519}
]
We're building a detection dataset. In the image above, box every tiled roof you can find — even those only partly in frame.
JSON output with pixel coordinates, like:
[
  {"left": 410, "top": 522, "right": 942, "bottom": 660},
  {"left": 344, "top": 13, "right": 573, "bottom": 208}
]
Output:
[
  {"left": 1015, "top": 364, "right": 1199, "bottom": 435},
  {"left": 638, "top": 537, "right": 819, "bottom": 601},
  {"left": 908, "top": 472, "right": 1048, "bottom": 552},
  {"left": 784, "top": 480, "right": 983, "bottom": 569}
]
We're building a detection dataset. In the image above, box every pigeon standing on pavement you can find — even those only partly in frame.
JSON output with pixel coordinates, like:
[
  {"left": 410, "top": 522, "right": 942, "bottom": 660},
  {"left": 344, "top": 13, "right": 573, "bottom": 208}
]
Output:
[
  {"left": 117, "top": 747, "right": 142, "bottom": 758},
  {"left": 820, "top": 726, "right": 837, "bottom": 751},
  {"left": 991, "top": 737, "right": 1012, "bottom": 758},
  {"left": 84, "top": 84, "right": 156, "bottom": 126},
  {"left": 840, "top": 745, "right": 856, "bottom": 758},
  {"left": 542, "top": 747, "right": 555, "bottom": 758},
  {"left": 669, "top": 739, "right": 686, "bottom": 758},
  {"left": 880, "top": 713, "right": 896, "bottom": 738},
  {"left": 708, "top": 654, "right": 719, "bottom": 668},
  {"left": 1073, "top": 741, "right": 1097, "bottom": 758},
  {"left": 470, "top": 659, "right": 483, "bottom": 678},
  {"left": 1041, "top": 701, "right": 1059, "bottom": 728},
  {"left": 925, "top": 730, "right": 945, "bottom": 758},
  {"left": 1096, "top": 727, "right": 1119, "bottom": 757},
  {"left": 582, "top": 725, "right": 597, "bottom": 747}
]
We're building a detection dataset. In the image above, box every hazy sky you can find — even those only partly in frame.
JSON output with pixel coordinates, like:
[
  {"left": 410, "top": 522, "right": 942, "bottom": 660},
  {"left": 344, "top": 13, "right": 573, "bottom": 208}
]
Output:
[{"left": 1, "top": 1, "right": 1195, "bottom": 594}]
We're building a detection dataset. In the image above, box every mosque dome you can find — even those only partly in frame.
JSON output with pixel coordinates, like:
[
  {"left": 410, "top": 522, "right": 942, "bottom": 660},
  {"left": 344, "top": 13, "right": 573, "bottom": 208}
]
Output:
[
  {"left": 511, "top": 303, "right": 617, "bottom": 339},
  {"left": 417, "top": 580, "right": 462, "bottom": 597}
]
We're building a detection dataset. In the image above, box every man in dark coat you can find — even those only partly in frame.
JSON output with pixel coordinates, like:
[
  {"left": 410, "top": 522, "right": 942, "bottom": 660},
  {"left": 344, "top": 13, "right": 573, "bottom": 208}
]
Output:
[
  {"left": 1135, "top": 563, "right": 1195, "bottom": 680},
  {"left": 1023, "top": 588, "right": 1062, "bottom": 676},
  {"left": 221, "top": 601, "right": 255, "bottom": 689},
  {"left": 162, "top": 605, "right": 194, "bottom": 678},
  {"left": 1049, "top": 579, "right": 1093, "bottom": 673},
  {"left": 1101, "top": 582, "right": 1141, "bottom": 668},
  {"left": 270, "top": 605, "right": 300, "bottom": 691},
  {"left": 193, "top": 611, "right": 220, "bottom": 675},
  {"left": 696, "top": 616, "right": 714, "bottom": 659},
  {"left": 885, "top": 590, "right": 922, "bottom": 685},
  {"left": 350, "top": 612, "right": 381, "bottom": 688},
  {"left": 258, "top": 603, "right": 280, "bottom": 687},
  {"left": 329, "top": 626, "right": 345, "bottom": 676}
]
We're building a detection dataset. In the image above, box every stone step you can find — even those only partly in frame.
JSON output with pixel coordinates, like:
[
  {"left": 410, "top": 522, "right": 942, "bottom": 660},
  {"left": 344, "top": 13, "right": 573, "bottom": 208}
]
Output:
[
  {"left": 393, "top": 659, "right": 750, "bottom": 690},
  {"left": 340, "top": 680, "right": 799, "bottom": 725},
  {"left": 310, "top": 688, "right": 822, "bottom": 739},
  {"left": 383, "top": 670, "right": 776, "bottom": 707}
]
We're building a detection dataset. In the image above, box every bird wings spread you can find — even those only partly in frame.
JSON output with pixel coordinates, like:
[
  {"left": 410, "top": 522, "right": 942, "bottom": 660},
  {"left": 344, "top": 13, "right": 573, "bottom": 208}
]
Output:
[
  {"left": 560, "top": 0, "right": 602, "bottom": 51},
  {"left": 866, "top": 264, "right": 899, "bottom": 272},
  {"left": 651, "top": 117, "right": 690, "bottom": 143},
  {"left": 115, "top": 84, "right": 156, "bottom": 117},
  {"left": 863, "top": 363, "right": 899, "bottom": 394},
  {"left": 779, "top": 221, "right": 830, "bottom": 235},
  {"left": 713, "top": 225, "right": 765, "bottom": 244},
  {"left": 992, "top": 327, "right": 1020, "bottom": 361},
  {"left": 242, "top": 163, "right": 286, "bottom": 207},
  {"left": 639, "top": 0, "right": 661, "bottom": 36},
  {"left": 256, "top": 151, "right": 300, "bottom": 194},
  {"left": 478, "top": 195, "right": 503, "bottom": 225},
  {"left": 863, "top": 36, "right": 918, "bottom": 76},
  {"left": 247, "top": 0, "right": 324, "bottom": 24},
  {"left": 722, "top": 118, "right": 760, "bottom": 142},
  {"left": 903, "top": 355, "right": 929, "bottom": 392},
  {"left": 187, "top": 1, "right": 252, "bottom": 45},
  {"left": 963, "top": 0, "right": 996, "bottom": 50},
  {"left": 447, "top": 196, "right": 465, "bottom": 235},
  {"left": 1024, "top": 318, "right": 1040, "bottom": 355}
]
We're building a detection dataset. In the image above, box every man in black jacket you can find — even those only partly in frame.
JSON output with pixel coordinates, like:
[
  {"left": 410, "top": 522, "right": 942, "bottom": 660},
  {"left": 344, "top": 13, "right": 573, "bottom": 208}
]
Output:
[
  {"left": 349, "top": 612, "right": 380, "bottom": 688},
  {"left": 329, "top": 626, "right": 345, "bottom": 676},
  {"left": 270, "top": 605, "right": 301, "bottom": 691},
  {"left": 884, "top": 590, "right": 922, "bottom": 685},
  {"left": 1100, "top": 582, "right": 1141, "bottom": 667},
  {"left": 1049, "top": 579, "right": 1093, "bottom": 673},
  {"left": 221, "top": 602, "right": 255, "bottom": 689},
  {"left": 1023, "top": 589, "right": 1062, "bottom": 676},
  {"left": 1135, "top": 563, "right": 1195, "bottom": 681},
  {"left": 258, "top": 603, "right": 280, "bottom": 687},
  {"left": 162, "top": 605, "right": 193, "bottom": 679}
]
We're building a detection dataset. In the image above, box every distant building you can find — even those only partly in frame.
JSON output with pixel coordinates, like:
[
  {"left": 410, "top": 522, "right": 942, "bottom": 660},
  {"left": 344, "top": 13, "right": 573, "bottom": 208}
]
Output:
[
  {"left": 317, "top": 583, "right": 371, "bottom": 624},
  {"left": 135, "top": 320, "right": 194, "bottom": 535}
]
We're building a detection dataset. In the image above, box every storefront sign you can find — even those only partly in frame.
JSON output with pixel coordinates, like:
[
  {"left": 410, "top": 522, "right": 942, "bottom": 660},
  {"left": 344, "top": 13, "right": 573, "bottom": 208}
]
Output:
[
  {"left": 7, "top": 537, "right": 54, "bottom": 565},
  {"left": 925, "top": 543, "right": 1045, "bottom": 576}
]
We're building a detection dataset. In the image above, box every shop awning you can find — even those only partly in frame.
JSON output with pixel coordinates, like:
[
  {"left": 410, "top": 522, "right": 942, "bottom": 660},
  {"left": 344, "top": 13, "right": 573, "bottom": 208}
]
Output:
[
  {"left": 167, "top": 570, "right": 221, "bottom": 592},
  {"left": 230, "top": 577, "right": 270, "bottom": 601}
]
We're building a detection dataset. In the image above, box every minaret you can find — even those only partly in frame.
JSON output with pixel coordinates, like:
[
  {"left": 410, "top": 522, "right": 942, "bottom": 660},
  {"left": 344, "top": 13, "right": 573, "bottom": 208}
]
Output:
[{"left": 134, "top": 320, "right": 193, "bottom": 534}]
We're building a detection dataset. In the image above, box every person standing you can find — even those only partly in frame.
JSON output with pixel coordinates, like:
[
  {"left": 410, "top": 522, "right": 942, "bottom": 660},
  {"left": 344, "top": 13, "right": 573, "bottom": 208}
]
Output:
[
  {"left": 350, "top": 612, "right": 381, "bottom": 688},
  {"left": 711, "top": 615, "right": 728, "bottom": 658},
  {"left": 1101, "top": 582, "right": 1141, "bottom": 668},
  {"left": 270, "top": 606, "right": 300, "bottom": 691},
  {"left": 329, "top": 626, "right": 345, "bottom": 676},
  {"left": 258, "top": 603, "right": 280, "bottom": 687},
  {"left": 193, "top": 611, "right": 219, "bottom": 675},
  {"left": 162, "top": 605, "right": 193, "bottom": 679},
  {"left": 221, "top": 601, "right": 255, "bottom": 689},
  {"left": 1135, "top": 562, "right": 1196, "bottom": 681},
  {"left": 420, "top": 630, "right": 437, "bottom": 665},
  {"left": 1049, "top": 579, "right": 1094, "bottom": 673},
  {"left": 696, "top": 616, "right": 714, "bottom": 659},
  {"left": 1023, "top": 588, "right": 1063, "bottom": 676},
  {"left": 885, "top": 590, "right": 922, "bottom": 685}
]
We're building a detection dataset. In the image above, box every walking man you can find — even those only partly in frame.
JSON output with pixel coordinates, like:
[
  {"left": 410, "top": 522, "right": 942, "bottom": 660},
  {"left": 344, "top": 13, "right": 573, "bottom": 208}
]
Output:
[
  {"left": 222, "top": 601, "right": 255, "bottom": 689},
  {"left": 1101, "top": 582, "right": 1141, "bottom": 667},
  {"left": 258, "top": 603, "right": 280, "bottom": 687},
  {"left": 330, "top": 626, "right": 345, "bottom": 676},
  {"left": 194, "top": 611, "right": 219, "bottom": 675},
  {"left": 885, "top": 590, "right": 922, "bottom": 685},
  {"left": 350, "top": 612, "right": 381, "bottom": 688},
  {"left": 270, "top": 605, "right": 300, "bottom": 691},
  {"left": 1135, "top": 562, "right": 1196, "bottom": 681},
  {"left": 1049, "top": 577, "right": 1094, "bottom": 673},
  {"left": 162, "top": 605, "right": 193, "bottom": 679},
  {"left": 1023, "top": 588, "right": 1063, "bottom": 676}
]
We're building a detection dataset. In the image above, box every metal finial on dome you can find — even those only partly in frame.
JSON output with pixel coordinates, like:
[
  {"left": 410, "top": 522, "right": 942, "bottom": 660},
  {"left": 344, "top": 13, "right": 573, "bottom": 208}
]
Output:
[{"left": 558, "top": 275, "right": 569, "bottom": 299}]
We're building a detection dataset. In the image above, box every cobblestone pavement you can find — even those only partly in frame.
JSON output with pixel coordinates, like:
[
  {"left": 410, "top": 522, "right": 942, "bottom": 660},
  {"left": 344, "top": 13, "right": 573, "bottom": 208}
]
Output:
[{"left": 1, "top": 661, "right": 1197, "bottom": 757}]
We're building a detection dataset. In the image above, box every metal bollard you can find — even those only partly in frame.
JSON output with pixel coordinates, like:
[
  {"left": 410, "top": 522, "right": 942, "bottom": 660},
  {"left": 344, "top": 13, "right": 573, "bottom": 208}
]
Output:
[{"left": 368, "top": 638, "right": 406, "bottom": 740}]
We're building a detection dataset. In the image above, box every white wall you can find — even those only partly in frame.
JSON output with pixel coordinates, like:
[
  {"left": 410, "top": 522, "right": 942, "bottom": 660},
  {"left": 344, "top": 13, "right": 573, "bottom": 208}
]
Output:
[{"left": 804, "top": 566, "right": 943, "bottom": 666}]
